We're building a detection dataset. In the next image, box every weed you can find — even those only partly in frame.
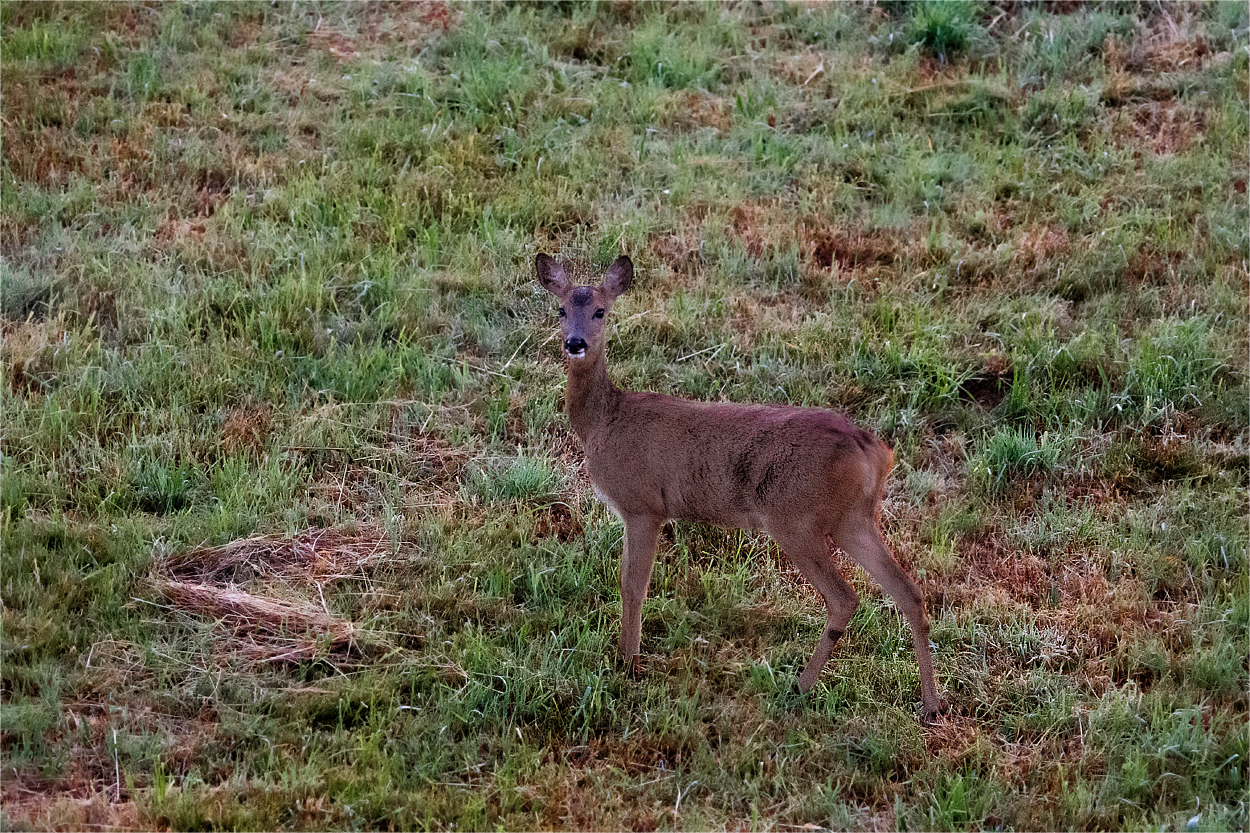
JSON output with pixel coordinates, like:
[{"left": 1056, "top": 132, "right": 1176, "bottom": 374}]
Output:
[
  {"left": 923, "top": 766, "right": 1001, "bottom": 830},
  {"left": 1023, "top": 86, "right": 1099, "bottom": 141},
  {"left": 1, "top": 14, "right": 89, "bottom": 69},
  {"left": 628, "top": 16, "right": 722, "bottom": 91},
  {"left": 128, "top": 458, "right": 199, "bottom": 515},
  {"left": 0, "top": 262, "right": 55, "bottom": 320}
]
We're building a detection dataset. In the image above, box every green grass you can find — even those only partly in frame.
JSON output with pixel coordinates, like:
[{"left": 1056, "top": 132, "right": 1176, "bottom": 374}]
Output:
[
  {"left": 905, "top": 1, "right": 985, "bottom": 64},
  {"left": 2, "top": 1, "right": 1248, "bottom": 830}
]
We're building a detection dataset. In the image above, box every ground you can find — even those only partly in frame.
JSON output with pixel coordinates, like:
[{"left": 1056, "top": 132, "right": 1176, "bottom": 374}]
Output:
[{"left": 1, "top": 1, "right": 1247, "bottom": 830}]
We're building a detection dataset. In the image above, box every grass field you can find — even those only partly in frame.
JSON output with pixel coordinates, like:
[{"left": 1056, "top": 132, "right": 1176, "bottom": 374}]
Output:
[{"left": 2, "top": 1, "right": 1248, "bottom": 830}]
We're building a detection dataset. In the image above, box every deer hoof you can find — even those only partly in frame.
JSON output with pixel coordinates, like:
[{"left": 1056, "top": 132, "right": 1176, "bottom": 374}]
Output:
[
  {"left": 618, "top": 653, "right": 643, "bottom": 678},
  {"left": 920, "top": 698, "right": 952, "bottom": 725}
]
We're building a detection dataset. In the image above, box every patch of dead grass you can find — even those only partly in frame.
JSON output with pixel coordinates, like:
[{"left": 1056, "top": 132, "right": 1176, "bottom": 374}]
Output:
[
  {"left": 154, "top": 217, "right": 208, "bottom": 251},
  {"left": 914, "top": 514, "right": 1195, "bottom": 686},
  {"left": 1, "top": 315, "right": 66, "bottom": 393},
  {"left": 360, "top": 1, "right": 458, "bottom": 45},
  {"left": 305, "top": 26, "right": 361, "bottom": 63},
  {"left": 0, "top": 773, "right": 140, "bottom": 833},
  {"left": 655, "top": 90, "right": 732, "bottom": 133},
  {"left": 717, "top": 291, "right": 811, "bottom": 353},
  {"left": 159, "top": 580, "right": 361, "bottom": 664},
  {"left": 532, "top": 502, "right": 583, "bottom": 543},
  {"left": 1125, "top": 9, "right": 1216, "bottom": 74},
  {"left": 1106, "top": 95, "right": 1206, "bottom": 157},
  {"left": 730, "top": 201, "right": 793, "bottom": 260},
  {"left": 772, "top": 45, "right": 828, "bottom": 87},
  {"left": 159, "top": 525, "right": 387, "bottom": 582},
  {"left": 2, "top": 123, "right": 85, "bottom": 188},
  {"left": 301, "top": 2, "right": 457, "bottom": 65},
  {"left": 799, "top": 215, "right": 900, "bottom": 278},
  {"left": 922, "top": 711, "right": 985, "bottom": 761},
  {"left": 646, "top": 230, "right": 706, "bottom": 282},
  {"left": 1016, "top": 225, "right": 1070, "bottom": 270},
  {"left": 373, "top": 432, "right": 473, "bottom": 490},
  {"left": 151, "top": 526, "right": 392, "bottom": 668},
  {"left": 311, "top": 464, "right": 393, "bottom": 516},
  {"left": 226, "top": 18, "right": 264, "bottom": 50}
]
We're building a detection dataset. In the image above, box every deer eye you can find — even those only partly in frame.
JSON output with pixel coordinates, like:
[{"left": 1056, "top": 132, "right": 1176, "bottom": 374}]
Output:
[
  {"left": 593, "top": 308, "right": 605, "bottom": 319},
  {"left": 558, "top": 308, "right": 566, "bottom": 318}
]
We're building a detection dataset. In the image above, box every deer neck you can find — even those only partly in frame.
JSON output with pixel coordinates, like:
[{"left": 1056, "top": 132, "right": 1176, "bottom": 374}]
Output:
[{"left": 565, "top": 347, "right": 621, "bottom": 442}]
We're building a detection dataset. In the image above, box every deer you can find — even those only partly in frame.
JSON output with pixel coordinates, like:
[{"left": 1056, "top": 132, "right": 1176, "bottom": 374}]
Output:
[{"left": 536, "top": 253, "right": 947, "bottom": 721}]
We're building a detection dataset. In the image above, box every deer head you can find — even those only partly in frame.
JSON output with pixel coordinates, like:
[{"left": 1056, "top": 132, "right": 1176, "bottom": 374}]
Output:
[{"left": 536, "top": 254, "right": 633, "bottom": 360}]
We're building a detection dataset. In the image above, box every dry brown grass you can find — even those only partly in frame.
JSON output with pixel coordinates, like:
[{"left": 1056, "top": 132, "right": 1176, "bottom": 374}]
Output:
[
  {"left": 1123, "top": 100, "right": 1205, "bottom": 156},
  {"left": 305, "top": 27, "right": 362, "bottom": 64},
  {"left": 1126, "top": 8, "right": 1218, "bottom": 74},
  {"left": 1, "top": 317, "right": 61, "bottom": 392},
  {"left": 730, "top": 200, "right": 792, "bottom": 261},
  {"left": 799, "top": 215, "right": 900, "bottom": 279},
  {"left": 157, "top": 525, "right": 387, "bottom": 581},
  {"left": 156, "top": 580, "right": 360, "bottom": 663},
  {"left": 772, "top": 44, "right": 828, "bottom": 87},
  {"left": 220, "top": 404, "right": 273, "bottom": 458},
  {"left": 656, "top": 90, "right": 733, "bottom": 133},
  {"left": 151, "top": 526, "right": 392, "bottom": 667},
  {"left": 0, "top": 774, "right": 140, "bottom": 833}
]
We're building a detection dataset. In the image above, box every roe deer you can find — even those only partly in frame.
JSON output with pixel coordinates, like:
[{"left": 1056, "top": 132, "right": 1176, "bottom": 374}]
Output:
[{"left": 537, "top": 253, "right": 946, "bottom": 720}]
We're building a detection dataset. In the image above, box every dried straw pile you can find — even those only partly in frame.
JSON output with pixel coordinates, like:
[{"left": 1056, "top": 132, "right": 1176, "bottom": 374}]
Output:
[{"left": 151, "top": 526, "right": 391, "bottom": 667}]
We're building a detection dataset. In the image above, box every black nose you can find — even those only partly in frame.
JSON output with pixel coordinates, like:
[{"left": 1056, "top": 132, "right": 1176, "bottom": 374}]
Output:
[{"left": 564, "top": 337, "right": 588, "bottom": 354}]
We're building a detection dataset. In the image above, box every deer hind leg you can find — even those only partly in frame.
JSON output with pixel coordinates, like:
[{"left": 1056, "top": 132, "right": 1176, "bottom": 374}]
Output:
[
  {"left": 769, "top": 529, "right": 861, "bottom": 693},
  {"left": 834, "top": 515, "right": 946, "bottom": 721},
  {"left": 618, "top": 514, "right": 662, "bottom": 669}
]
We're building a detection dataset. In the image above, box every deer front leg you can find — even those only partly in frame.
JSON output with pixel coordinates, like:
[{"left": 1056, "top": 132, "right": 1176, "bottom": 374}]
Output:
[{"left": 618, "top": 514, "right": 662, "bottom": 670}]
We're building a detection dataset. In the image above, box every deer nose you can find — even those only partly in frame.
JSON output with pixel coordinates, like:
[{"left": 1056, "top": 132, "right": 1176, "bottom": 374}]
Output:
[{"left": 564, "top": 337, "right": 588, "bottom": 355}]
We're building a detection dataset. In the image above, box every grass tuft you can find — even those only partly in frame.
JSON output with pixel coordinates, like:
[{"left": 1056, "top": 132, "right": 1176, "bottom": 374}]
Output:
[
  {"left": 969, "top": 426, "right": 1067, "bottom": 494},
  {"left": 905, "top": 1, "right": 983, "bottom": 64},
  {"left": 464, "top": 456, "right": 564, "bottom": 505}
]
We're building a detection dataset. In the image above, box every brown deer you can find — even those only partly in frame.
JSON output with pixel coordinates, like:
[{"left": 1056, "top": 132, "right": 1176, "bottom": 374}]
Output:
[{"left": 537, "top": 253, "right": 946, "bottom": 721}]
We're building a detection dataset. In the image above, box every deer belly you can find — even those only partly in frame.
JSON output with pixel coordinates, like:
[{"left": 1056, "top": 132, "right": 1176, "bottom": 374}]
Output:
[
  {"left": 585, "top": 453, "right": 763, "bottom": 529},
  {"left": 668, "top": 500, "right": 762, "bottom": 530},
  {"left": 587, "top": 472, "right": 730, "bottom": 524}
]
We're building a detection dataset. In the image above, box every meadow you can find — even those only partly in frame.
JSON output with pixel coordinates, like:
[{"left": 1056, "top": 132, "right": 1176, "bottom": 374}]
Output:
[{"left": 1, "top": 1, "right": 1247, "bottom": 829}]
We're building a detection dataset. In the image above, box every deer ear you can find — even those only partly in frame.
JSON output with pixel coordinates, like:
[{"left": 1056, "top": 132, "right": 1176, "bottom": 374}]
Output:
[
  {"left": 536, "top": 254, "right": 571, "bottom": 297},
  {"left": 602, "top": 255, "right": 633, "bottom": 299}
]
